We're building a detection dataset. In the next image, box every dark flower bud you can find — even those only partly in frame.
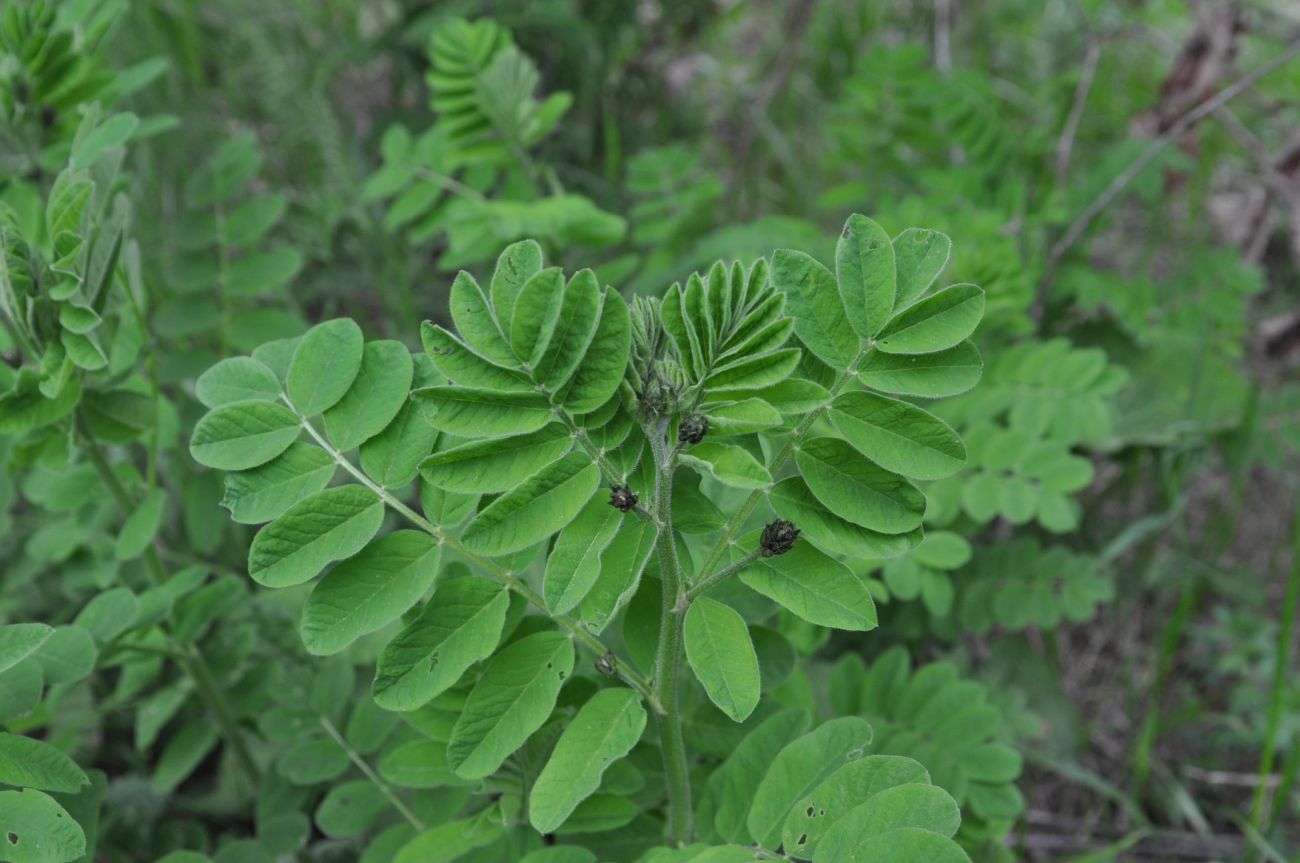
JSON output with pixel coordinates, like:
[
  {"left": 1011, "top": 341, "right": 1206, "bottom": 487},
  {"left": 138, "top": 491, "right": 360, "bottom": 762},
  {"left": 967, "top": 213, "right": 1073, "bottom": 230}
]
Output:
[
  {"left": 678, "top": 413, "right": 709, "bottom": 445},
  {"left": 609, "top": 485, "right": 639, "bottom": 513},
  {"left": 595, "top": 652, "right": 618, "bottom": 676},
  {"left": 760, "top": 519, "right": 800, "bottom": 557}
]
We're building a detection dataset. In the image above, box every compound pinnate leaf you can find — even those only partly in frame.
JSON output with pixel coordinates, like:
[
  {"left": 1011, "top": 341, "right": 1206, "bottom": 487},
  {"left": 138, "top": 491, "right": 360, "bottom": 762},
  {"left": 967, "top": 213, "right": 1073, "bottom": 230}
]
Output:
[
  {"left": 446, "top": 630, "right": 574, "bottom": 779},
  {"left": 372, "top": 577, "right": 510, "bottom": 712},
  {"left": 0, "top": 625, "right": 53, "bottom": 675},
  {"left": 771, "top": 249, "right": 857, "bottom": 369},
  {"left": 190, "top": 401, "right": 301, "bottom": 470},
  {"left": 736, "top": 533, "right": 876, "bottom": 631},
  {"left": 856, "top": 341, "right": 982, "bottom": 399},
  {"left": 679, "top": 441, "right": 772, "bottom": 490},
  {"left": 836, "top": 214, "right": 895, "bottom": 339},
  {"left": 875, "top": 284, "right": 984, "bottom": 355},
  {"left": 891, "top": 228, "right": 952, "bottom": 310},
  {"left": 0, "top": 788, "right": 85, "bottom": 863},
  {"left": 287, "top": 318, "right": 365, "bottom": 415},
  {"left": 829, "top": 391, "right": 965, "bottom": 481},
  {"left": 248, "top": 486, "right": 384, "bottom": 588},
  {"left": 529, "top": 688, "right": 648, "bottom": 833},
  {"left": 222, "top": 442, "right": 337, "bottom": 524},
  {"left": 746, "top": 717, "right": 873, "bottom": 849},
  {"left": 194, "top": 356, "right": 281, "bottom": 408},
  {"left": 684, "top": 598, "right": 760, "bottom": 723},
  {"left": 559, "top": 289, "right": 631, "bottom": 414},
  {"left": 420, "top": 424, "right": 571, "bottom": 494},
  {"left": 301, "top": 530, "right": 440, "bottom": 656},
  {"left": 543, "top": 497, "right": 622, "bottom": 615},
  {"left": 796, "top": 438, "right": 925, "bottom": 534},
  {"left": 413, "top": 386, "right": 552, "bottom": 438},
  {"left": 460, "top": 454, "right": 599, "bottom": 556},
  {"left": 323, "top": 340, "right": 414, "bottom": 451},
  {"left": 780, "top": 754, "right": 931, "bottom": 856},
  {"left": 0, "top": 733, "right": 90, "bottom": 792}
]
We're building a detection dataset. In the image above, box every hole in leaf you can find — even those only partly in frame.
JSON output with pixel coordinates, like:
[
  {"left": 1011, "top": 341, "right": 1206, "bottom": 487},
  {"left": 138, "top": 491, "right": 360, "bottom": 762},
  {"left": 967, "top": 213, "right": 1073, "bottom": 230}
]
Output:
[
  {"left": 797, "top": 834, "right": 807, "bottom": 846},
  {"left": 805, "top": 805, "right": 815, "bottom": 816},
  {"left": 6, "top": 833, "right": 17, "bottom": 845}
]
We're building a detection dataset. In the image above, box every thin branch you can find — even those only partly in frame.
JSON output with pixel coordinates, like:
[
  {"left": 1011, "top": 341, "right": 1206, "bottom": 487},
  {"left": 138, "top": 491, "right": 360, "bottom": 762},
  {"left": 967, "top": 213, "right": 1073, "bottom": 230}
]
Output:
[
  {"left": 1033, "top": 38, "right": 1300, "bottom": 328},
  {"left": 685, "top": 549, "right": 764, "bottom": 603},
  {"left": 1055, "top": 38, "right": 1102, "bottom": 188},
  {"left": 318, "top": 715, "right": 426, "bottom": 832}
]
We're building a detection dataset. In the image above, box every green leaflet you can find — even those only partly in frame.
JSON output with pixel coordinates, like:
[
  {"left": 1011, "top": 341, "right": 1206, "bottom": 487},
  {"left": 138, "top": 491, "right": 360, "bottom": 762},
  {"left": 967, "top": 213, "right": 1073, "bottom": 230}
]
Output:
[
  {"left": 0, "top": 624, "right": 53, "bottom": 675},
  {"left": 856, "top": 341, "right": 982, "bottom": 398},
  {"left": 874, "top": 284, "right": 984, "bottom": 355},
  {"left": 830, "top": 391, "right": 965, "bottom": 481},
  {"left": 194, "top": 356, "right": 281, "bottom": 408},
  {"left": 543, "top": 496, "right": 622, "bottom": 615},
  {"left": 377, "top": 739, "right": 460, "bottom": 788},
  {"left": 449, "top": 270, "right": 516, "bottom": 367},
  {"left": 489, "top": 239, "right": 544, "bottom": 332},
  {"left": 679, "top": 441, "right": 772, "bottom": 490},
  {"left": 461, "top": 454, "right": 600, "bottom": 556},
  {"left": 392, "top": 815, "right": 501, "bottom": 863},
  {"left": 114, "top": 488, "right": 166, "bottom": 561},
  {"left": 413, "top": 386, "right": 552, "bottom": 438},
  {"left": 780, "top": 754, "right": 931, "bottom": 856},
  {"left": 446, "top": 630, "right": 574, "bottom": 779},
  {"left": 891, "top": 228, "right": 951, "bottom": 310},
  {"left": 796, "top": 437, "right": 925, "bottom": 534},
  {"left": 372, "top": 577, "right": 510, "bottom": 712},
  {"left": 529, "top": 688, "right": 648, "bottom": 833},
  {"left": 704, "top": 348, "right": 800, "bottom": 393},
  {"left": 189, "top": 400, "right": 301, "bottom": 470},
  {"left": 510, "top": 267, "right": 565, "bottom": 364},
  {"left": 153, "top": 723, "right": 218, "bottom": 793},
  {"left": 702, "top": 398, "right": 783, "bottom": 436},
  {"left": 360, "top": 403, "right": 440, "bottom": 489},
  {"left": 419, "top": 424, "right": 571, "bottom": 494},
  {"left": 247, "top": 486, "right": 384, "bottom": 588},
  {"left": 552, "top": 794, "right": 637, "bottom": 834},
  {"left": 534, "top": 269, "right": 601, "bottom": 390},
  {"left": 301, "top": 531, "right": 441, "bottom": 655},
  {"left": 421, "top": 323, "right": 532, "bottom": 392},
  {"left": 322, "top": 340, "right": 414, "bottom": 451},
  {"left": 279, "top": 739, "right": 348, "bottom": 785},
  {"left": 576, "top": 517, "right": 657, "bottom": 633},
  {"left": 835, "top": 214, "right": 895, "bottom": 339},
  {"left": 684, "top": 598, "right": 760, "bottom": 723},
  {"left": 710, "top": 708, "right": 812, "bottom": 844},
  {"left": 0, "top": 733, "right": 90, "bottom": 793},
  {"left": 559, "top": 288, "right": 631, "bottom": 413},
  {"left": 286, "top": 318, "right": 365, "bottom": 415},
  {"left": 771, "top": 249, "right": 857, "bottom": 369},
  {"left": 745, "top": 716, "right": 873, "bottom": 849},
  {"left": 0, "top": 788, "right": 85, "bottom": 863},
  {"left": 222, "top": 442, "right": 336, "bottom": 523},
  {"left": 735, "top": 531, "right": 877, "bottom": 631},
  {"left": 817, "top": 783, "right": 960, "bottom": 851},
  {"left": 769, "top": 477, "right": 920, "bottom": 560},
  {"left": 32, "top": 626, "right": 96, "bottom": 685},
  {"left": 316, "top": 780, "right": 388, "bottom": 838},
  {"left": 815, "top": 826, "right": 969, "bottom": 863}
]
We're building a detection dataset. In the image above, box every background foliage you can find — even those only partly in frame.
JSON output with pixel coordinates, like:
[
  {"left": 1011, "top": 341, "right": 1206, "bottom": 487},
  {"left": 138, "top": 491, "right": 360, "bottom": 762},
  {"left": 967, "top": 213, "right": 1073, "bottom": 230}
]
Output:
[{"left": 2, "top": 0, "right": 1300, "bottom": 861}]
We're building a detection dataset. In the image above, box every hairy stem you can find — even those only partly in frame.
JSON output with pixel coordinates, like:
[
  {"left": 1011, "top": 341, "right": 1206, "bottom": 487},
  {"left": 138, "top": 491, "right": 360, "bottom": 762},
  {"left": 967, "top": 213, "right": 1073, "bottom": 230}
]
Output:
[
  {"left": 648, "top": 421, "right": 692, "bottom": 844},
  {"left": 685, "top": 549, "right": 764, "bottom": 602},
  {"left": 80, "top": 427, "right": 262, "bottom": 788},
  {"left": 296, "top": 415, "right": 659, "bottom": 708}
]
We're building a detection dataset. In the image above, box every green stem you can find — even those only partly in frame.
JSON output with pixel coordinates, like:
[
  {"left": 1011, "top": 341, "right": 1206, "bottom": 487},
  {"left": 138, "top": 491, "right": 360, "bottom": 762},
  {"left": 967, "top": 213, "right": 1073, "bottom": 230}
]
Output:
[
  {"left": 1252, "top": 503, "right": 1300, "bottom": 830},
  {"left": 561, "top": 414, "right": 657, "bottom": 525},
  {"left": 648, "top": 421, "right": 692, "bottom": 844},
  {"left": 80, "top": 428, "right": 262, "bottom": 788},
  {"left": 296, "top": 417, "right": 659, "bottom": 709},
  {"left": 318, "top": 714, "right": 426, "bottom": 831},
  {"left": 685, "top": 549, "right": 764, "bottom": 603}
]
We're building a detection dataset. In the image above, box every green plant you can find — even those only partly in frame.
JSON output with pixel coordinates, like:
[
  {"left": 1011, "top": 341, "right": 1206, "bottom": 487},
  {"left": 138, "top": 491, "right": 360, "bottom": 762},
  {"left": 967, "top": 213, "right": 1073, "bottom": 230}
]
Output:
[{"left": 179, "top": 213, "right": 988, "bottom": 859}]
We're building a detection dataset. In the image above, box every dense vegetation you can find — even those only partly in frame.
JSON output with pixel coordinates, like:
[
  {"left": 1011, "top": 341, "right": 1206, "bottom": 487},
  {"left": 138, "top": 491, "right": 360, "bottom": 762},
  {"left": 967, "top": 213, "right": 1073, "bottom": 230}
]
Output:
[{"left": 1, "top": 1, "right": 1298, "bottom": 861}]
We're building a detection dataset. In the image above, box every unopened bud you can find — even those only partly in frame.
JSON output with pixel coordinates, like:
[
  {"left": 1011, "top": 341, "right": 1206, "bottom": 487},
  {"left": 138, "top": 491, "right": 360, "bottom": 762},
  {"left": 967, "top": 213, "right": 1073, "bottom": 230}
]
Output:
[
  {"left": 609, "top": 485, "right": 639, "bottom": 513},
  {"left": 679, "top": 413, "right": 708, "bottom": 445},
  {"left": 760, "top": 519, "right": 800, "bottom": 557}
]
